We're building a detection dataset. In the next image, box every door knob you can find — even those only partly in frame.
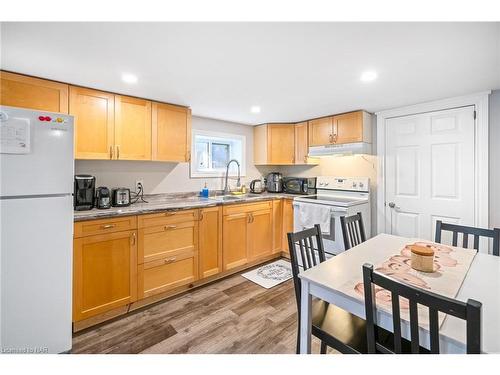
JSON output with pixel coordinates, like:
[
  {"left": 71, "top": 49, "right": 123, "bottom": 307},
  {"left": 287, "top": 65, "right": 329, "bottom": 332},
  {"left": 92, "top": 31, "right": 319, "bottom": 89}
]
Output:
[{"left": 388, "top": 202, "right": 400, "bottom": 209}]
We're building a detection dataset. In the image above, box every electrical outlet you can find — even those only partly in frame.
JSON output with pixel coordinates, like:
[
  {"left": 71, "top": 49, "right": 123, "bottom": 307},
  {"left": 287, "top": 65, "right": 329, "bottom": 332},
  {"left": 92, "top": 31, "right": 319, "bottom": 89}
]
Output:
[{"left": 135, "top": 179, "right": 144, "bottom": 193}]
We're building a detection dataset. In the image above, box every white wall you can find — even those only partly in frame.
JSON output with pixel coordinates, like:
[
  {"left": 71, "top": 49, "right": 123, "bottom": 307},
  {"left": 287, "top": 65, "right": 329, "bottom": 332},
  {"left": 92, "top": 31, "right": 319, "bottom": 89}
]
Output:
[
  {"left": 489, "top": 90, "right": 500, "bottom": 229},
  {"left": 75, "top": 116, "right": 274, "bottom": 194}
]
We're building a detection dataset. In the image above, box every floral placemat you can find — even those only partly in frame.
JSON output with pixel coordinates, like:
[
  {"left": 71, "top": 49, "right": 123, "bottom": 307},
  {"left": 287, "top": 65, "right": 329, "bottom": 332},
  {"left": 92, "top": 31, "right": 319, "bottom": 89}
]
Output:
[{"left": 341, "top": 241, "right": 477, "bottom": 327}]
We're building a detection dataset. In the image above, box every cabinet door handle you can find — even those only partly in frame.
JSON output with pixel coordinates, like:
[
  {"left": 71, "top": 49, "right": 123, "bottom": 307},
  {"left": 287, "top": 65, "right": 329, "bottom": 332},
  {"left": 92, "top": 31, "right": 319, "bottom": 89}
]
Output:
[
  {"left": 329, "top": 134, "right": 333, "bottom": 143},
  {"left": 164, "top": 257, "right": 176, "bottom": 264},
  {"left": 131, "top": 232, "right": 136, "bottom": 245},
  {"left": 333, "top": 134, "right": 338, "bottom": 143},
  {"left": 101, "top": 224, "right": 116, "bottom": 229},
  {"left": 199, "top": 212, "right": 204, "bottom": 221},
  {"left": 109, "top": 146, "right": 113, "bottom": 159},
  {"left": 164, "top": 225, "right": 177, "bottom": 230},
  {"left": 248, "top": 214, "right": 252, "bottom": 223},
  {"left": 164, "top": 212, "right": 176, "bottom": 216},
  {"left": 116, "top": 145, "right": 120, "bottom": 159}
]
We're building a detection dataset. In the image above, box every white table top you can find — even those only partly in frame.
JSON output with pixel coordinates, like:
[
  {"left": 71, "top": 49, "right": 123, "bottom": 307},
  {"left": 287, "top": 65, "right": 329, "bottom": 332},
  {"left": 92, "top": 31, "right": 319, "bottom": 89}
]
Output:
[{"left": 299, "top": 233, "right": 500, "bottom": 353}]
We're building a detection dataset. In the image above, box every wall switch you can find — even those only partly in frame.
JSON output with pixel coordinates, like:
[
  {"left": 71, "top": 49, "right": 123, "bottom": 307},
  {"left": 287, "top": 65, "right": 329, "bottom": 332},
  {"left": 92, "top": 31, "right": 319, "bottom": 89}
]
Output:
[{"left": 135, "top": 179, "right": 144, "bottom": 193}]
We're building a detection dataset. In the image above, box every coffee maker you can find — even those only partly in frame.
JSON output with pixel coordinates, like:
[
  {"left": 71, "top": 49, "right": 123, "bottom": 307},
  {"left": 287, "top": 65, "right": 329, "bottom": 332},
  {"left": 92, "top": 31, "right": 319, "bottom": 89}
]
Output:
[
  {"left": 266, "top": 172, "right": 283, "bottom": 193},
  {"left": 74, "top": 175, "right": 95, "bottom": 211}
]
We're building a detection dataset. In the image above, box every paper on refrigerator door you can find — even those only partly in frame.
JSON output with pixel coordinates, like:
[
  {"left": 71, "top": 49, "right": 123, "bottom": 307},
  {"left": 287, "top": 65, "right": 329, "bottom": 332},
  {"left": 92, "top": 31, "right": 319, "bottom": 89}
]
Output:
[{"left": 0, "top": 116, "right": 31, "bottom": 154}]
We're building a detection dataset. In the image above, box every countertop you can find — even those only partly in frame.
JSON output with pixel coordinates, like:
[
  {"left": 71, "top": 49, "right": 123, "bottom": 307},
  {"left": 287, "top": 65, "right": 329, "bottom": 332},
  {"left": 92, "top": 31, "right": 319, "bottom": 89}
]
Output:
[{"left": 74, "top": 192, "right": 298, "bottom": 222}]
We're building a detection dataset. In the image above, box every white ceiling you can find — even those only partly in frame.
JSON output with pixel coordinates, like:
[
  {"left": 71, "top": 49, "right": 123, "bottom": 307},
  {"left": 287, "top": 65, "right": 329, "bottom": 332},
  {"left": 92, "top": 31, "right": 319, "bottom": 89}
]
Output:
[{"left": 1, "top": 22, "right": 499, "bottom": 125}]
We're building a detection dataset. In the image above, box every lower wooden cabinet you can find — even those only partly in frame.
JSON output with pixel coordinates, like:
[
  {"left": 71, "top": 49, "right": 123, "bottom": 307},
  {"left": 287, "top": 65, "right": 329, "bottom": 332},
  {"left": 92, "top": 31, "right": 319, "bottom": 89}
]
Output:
[
  {"left": 138, "top": 249, "right": 198, "bottom": 299},
  {"left": 272, "top": 199, "right": 283, "bottom": 253},
  {"left": 199, "top": 206, "right": 223, "bottom": 278},
  {"left": 282, "top": 199, "right": 294, "bottom": 255},
  {"left": 72, "top": 199, "right": 293, "bottom": 325},
  {"left": 248, "top": 208, "right": 273, "bottom": 261},
  {"left": 223, "top": 212, "right": 249, "bottom": 271},
  {"left": 73, "top": 229, "right": 138, "bottom": 321},
  {"left": 223, "top": 202, "right": 273, "bottom": 270}
]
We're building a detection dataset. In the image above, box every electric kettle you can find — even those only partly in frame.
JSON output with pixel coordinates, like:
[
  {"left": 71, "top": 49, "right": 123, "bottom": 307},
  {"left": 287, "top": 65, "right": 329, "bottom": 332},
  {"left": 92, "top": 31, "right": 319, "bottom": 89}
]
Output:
[{"left": 249, "top": 178, "right": 265, "bottom": 194}]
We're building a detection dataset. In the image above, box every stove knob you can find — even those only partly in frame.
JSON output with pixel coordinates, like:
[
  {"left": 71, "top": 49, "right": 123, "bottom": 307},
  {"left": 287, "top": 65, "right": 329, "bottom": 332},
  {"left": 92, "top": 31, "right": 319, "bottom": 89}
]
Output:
[
  {"left": 324, "top": 182, "right": 329, "bottom": 186},
  {"left": 319, "top": 182, "right": 325, "bottom": 186},
  {"left": 352, "top": 182, "right": 357, "bottom": 188},
  {"left": 359, "top": 182, "right": 364, "bottom": 188}
]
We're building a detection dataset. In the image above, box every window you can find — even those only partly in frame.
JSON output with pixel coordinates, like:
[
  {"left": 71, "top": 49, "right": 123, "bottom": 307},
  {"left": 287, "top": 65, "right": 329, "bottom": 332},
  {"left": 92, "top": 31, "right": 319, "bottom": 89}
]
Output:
[{"left": 190, "top": 130, "right": 246, "bottom": 178}]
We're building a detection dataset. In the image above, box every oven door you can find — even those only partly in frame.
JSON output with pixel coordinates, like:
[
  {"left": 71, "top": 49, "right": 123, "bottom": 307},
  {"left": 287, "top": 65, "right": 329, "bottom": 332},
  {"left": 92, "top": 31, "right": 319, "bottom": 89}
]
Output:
[{"left": 292, "top": 203, "right": 348, "bottom": 264}]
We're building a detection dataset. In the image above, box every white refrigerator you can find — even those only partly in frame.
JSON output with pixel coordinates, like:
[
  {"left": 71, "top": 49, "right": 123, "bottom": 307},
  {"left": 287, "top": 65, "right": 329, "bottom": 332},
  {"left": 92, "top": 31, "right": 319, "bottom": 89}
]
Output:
[{"left": 0, "top": 106, "right": 73, "bottom": 353}]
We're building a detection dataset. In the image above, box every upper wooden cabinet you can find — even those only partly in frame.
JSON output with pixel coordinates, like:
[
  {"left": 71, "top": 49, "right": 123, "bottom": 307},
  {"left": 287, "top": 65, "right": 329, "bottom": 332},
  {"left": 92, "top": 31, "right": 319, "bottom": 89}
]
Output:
[
  {"left": 294, "top": 121, "right": 310, "bottom": 165},
  {"left": 70, "top": 86, "right": 115, "bottom": 159},
  {"left": 254, "top": 123, "right": 295, "bottom": 165},
  {"left": 114, "top": 95, "right": 152, "bottom": 160},
  {"left": 254, "top": 122, "right": 318, "bottom": 166},
  {"left": 152, "top": 102, "right": 191, "bottom": 162},
  {"left": 308, "top": 116, "right": 333, "bottom": 146},
  {"left": 0, "top": 71, "right": 68, "bottom": 113},
  {"left": 308, "top": 110, "right": 372, "bottom": 147},
  {"left": 2, "top": 72, "right": 191, "bottom": 162}
]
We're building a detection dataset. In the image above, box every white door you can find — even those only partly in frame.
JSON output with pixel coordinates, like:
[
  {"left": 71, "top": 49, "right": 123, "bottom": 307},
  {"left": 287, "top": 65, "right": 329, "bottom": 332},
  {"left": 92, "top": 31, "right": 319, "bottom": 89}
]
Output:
[{"left": 385, "top": 106, "right": 475, "bottom": 242}]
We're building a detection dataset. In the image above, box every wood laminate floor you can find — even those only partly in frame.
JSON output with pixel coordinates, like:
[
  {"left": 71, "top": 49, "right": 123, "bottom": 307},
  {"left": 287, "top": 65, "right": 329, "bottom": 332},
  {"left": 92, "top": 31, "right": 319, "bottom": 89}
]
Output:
[{"left": 72, "top": 271, "right": 334, "bottom": 354}]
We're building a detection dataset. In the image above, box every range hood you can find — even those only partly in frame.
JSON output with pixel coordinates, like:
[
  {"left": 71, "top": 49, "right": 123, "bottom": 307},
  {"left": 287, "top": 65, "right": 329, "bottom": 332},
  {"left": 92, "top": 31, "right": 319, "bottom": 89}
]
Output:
[{"left": 308, "top": 142, "right": 372, "bottom": 157}]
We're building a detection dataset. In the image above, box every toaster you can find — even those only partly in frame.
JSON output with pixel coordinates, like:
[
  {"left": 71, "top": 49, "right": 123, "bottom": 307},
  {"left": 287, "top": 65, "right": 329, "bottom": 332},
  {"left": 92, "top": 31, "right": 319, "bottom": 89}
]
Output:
[{"left": 111, "top": 188, "right": 131, "bottom": 207}]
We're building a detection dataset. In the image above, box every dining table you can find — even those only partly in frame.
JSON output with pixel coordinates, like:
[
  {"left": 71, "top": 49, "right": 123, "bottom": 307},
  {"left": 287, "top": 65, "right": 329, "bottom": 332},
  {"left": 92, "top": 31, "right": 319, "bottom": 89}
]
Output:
[{"left": 298, "top": 233, "right": 500, "bottom": 354}]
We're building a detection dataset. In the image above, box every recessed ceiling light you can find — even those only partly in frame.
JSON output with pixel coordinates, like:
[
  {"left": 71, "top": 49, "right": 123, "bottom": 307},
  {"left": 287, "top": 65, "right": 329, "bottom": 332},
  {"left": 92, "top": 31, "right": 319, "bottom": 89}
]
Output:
[
  {"left": 250, "top": 105, "right": 261, "bottom": 114},
  {"left": 121, "top": 73, "right": 138, "bottom": 84},
  {"left": 360, "top": 71, "right": 377, "bottom": 82}
]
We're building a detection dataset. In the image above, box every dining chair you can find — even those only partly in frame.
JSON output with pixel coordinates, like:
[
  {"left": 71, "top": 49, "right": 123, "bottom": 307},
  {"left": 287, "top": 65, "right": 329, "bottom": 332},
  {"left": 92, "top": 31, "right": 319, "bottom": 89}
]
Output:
[
  {"left": 287, "top": 224, "right": 369, "bottom": 354},
  {"left": 362, "top": 263, "right": 482, "bottom": 354},
  {"left": 340, "top": 212, "right": 366, "bottom": 250},
  {"left": 435, "top": 220, "right": 500, "bottom": 256}
]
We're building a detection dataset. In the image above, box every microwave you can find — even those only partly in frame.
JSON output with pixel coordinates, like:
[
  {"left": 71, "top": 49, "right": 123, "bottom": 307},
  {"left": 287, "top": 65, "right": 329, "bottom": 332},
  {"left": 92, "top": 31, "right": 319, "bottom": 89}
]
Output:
[{"left": 283, "top": 177, "right": 316, "bottom": 195}]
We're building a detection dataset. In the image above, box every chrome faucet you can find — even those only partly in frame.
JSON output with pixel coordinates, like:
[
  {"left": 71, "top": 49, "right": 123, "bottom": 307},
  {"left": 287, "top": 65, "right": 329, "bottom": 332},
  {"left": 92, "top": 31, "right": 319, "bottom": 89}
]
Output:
[{"left": 223, "top": 159, "right": 241, "bottom": 194}]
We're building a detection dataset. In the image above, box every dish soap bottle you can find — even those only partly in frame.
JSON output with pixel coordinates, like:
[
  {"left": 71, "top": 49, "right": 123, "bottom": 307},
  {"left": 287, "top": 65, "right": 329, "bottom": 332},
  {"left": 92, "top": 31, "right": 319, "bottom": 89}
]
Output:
[{"left": 201, "top": 182, "right": 209, "bottom": 198}]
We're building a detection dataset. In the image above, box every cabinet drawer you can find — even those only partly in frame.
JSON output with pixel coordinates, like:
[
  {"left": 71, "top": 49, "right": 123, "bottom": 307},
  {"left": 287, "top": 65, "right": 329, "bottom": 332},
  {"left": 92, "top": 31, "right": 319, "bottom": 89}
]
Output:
[
  {"left": 222, "top": 201, "right": 272, "bottom": 216},
  {"left": 138, "top": 220, "right": 197, "bottom": 264},
  {"left": 137, "top": 209, "right": 198, "bottom": 228},
  {"left": 74, "top": 216, "right": 137, "bottom": 238},
  {"left": 138, "top": 249, "right": 198, "bottom": 299}
]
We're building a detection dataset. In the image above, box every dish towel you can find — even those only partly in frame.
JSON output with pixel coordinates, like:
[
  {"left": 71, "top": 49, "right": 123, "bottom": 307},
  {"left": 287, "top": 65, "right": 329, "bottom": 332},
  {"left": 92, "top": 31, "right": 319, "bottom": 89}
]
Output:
[{"left": 295, "top": 202, "right": 331, "bottom": 235}]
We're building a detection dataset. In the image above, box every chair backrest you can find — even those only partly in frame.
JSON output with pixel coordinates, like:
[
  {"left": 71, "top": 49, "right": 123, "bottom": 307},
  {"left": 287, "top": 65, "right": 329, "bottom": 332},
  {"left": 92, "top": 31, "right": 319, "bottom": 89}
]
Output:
[
  {"left": 340, "top": 212, "right": 366, "bottom": 250},
  {"left": 362, "top": 263, "right": 482, "bottom": 354},
  {"left": 435, "top": 220, "right": 500, "bottom": 256},
  {"left": 287, "top": 224, "right": 326, "bottom": 307}
]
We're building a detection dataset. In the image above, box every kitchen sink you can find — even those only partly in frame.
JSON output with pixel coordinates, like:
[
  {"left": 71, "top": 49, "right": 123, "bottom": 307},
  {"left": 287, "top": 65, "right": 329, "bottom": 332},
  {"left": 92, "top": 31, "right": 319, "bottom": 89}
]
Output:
[{"left": 209, "top": 195, "right": 246, "bottom": 201}]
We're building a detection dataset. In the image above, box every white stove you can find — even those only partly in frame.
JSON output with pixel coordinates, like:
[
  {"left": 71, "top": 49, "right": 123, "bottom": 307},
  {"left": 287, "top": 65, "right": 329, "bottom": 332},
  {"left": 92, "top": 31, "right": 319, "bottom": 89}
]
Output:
[{"left": 293, "top": 176, "right": 371, "bottom": 257}]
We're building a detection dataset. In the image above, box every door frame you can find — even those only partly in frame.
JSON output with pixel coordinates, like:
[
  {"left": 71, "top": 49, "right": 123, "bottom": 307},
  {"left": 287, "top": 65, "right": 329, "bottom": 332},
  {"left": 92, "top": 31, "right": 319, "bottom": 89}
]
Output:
[{"left": 376, "top": 91, "right": 490, "bottom": 237}]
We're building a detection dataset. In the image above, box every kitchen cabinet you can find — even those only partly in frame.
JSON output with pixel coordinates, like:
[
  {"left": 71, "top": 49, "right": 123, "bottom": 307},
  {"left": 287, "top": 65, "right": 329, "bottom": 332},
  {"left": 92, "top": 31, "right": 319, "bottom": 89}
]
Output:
[
  {"left": 199, "top": 206, "right": 223, "bottom": 279},
  {"left": 152, "top": 102, "right": 192, "bottom": 162},
  {"left": 294, "top": 122, "right": 310, "bottom": 165},
  {"left": 138, "top": 248, "right": 198, "bottom": 299},
  {"left": 73, "top": 227, "right": 138, "bottom": 321},
  {"left": 334, "top": 111, "right": 369, "bottom": 144},
  {"left": 282, "top": 199, "right": 294, "bottom": 255},
  {"left": 253, "top": 123, "right": 295, "bottom": 165},
  {"left": 114, "top": 95, "right": 152, "bottom": 160},
  {"left": 0, "top": 71, "right": 68, "bottom": 113},
  {"left": 70, "top": 86, "right": 115, "bottom": 159},
  {"left": 272, "top": 199, "right": 283, "bottom": 253},
  {"left": 223, "top": 201, "right": 273, "bottom": 270},
  {"left": 308, "top": 111, "right": 371, "bottom": 147},
  {"left": 248, "top": 208, "right": 273, "bottom": 261},
  {"left": 308, "top": 116, "right": 333, "bottom": 146},
  {"left": 137, "top": 209, "right": 199, "bottom": 298}
]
